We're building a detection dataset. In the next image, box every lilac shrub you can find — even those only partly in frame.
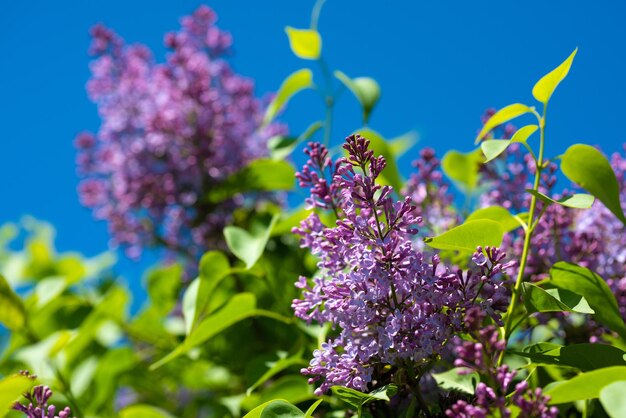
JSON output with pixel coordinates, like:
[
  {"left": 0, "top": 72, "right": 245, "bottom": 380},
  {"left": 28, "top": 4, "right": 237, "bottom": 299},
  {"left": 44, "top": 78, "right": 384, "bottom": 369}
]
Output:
[
  {"left": 76, "top": 6, "right": 285, "bottom": 260},
  {"left": 292, "top": 135, "right": 512, "bottom": 400}
]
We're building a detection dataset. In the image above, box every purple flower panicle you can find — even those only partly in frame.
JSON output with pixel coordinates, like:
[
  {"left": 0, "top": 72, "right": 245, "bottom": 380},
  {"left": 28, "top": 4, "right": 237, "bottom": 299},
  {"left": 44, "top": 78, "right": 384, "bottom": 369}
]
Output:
[
  {"left": 293, "top": 136, "right": 512, "bottom": 396},
  {"left": 77, "top": 6, "right": 285, "bottom": 260}
]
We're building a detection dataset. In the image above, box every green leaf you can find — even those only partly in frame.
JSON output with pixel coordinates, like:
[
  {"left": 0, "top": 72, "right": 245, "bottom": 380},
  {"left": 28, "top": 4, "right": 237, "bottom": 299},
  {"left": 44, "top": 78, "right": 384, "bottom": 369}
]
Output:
[
  {"left": 600, "top": 380, "right": 626, "bottom": 418},
  {"left": 514, "top": 343, "right": 626, "bottom": 371},
  {"left": 224, "top": 214, "right": 279, "bottom": 269},
  {"left": 304, "top": 399, "right": 324, "bottom": 418},
  {"left": 544, "top": 366, "right": 626, "bottom": 404},
  {"left": 0, "top": 374, "right": 34, "bottom": 415},
  {"left": 561, "top": 144, "right": 626, "bottom": 224},
  {"left": 475, "top": 104, "right": 533, "bottom": 143},
  {"left": 243, "top": 400, "right": 290, "bottom": 418},
  {"left": 146, "top": 263, "right": 182, "bottom": 316},
  {"left": 526, "top": 189, "right": 595, "bottom": 209},
  {"left": 465, "top": 206, "right": 522, "bottom": 232},
  {"left": 522, "top": 282, "right": 594, "bottom": 314},
  {"left": 355, "top": 129, "right": 403, "bottom": 192},
  {"left": 285, "top": 27, "right": 321, "bottom": 60},
  {"left": 182, "top": 251, "right": 231, "bottom": 334},
  {"left": 480, "top": 124, "right": 538, "bottom": 162},
  {"left": 532, "top": 48, "right": 577, "bottom": 104},
  {"left": 424, "top": 220, "right": 504, "bottom": 253},
  {"left": 0, "top": 274, "right": 25, "bottom": 330},
  {"left": 331, "top": 384, "right": 398, "bottom": 410},
  {"left": 268, "top": 121, "right": 323, "bottom": 161},
  {"left": 550, "top": 262, "right": 626, "bottom": 340},
  {"left": 432, "top": 368, "right": 479, "bottom": 395},
  {"left": 335, "top": 71, "right": 381, "bottom": 124},
  {"left": 119, "top": 405, "right": 176, "bottom": 418},
  {"left": 152, "top": 293, "right": 290, "bottom": 369},
  {"left": 260, "top": 400, "right": 305, "bottom": 418},
  {"left": 264, "top": 69, "right": 313, "bottom": 125},
  {"left": 388, "top": 131, "right": 418, "bottom": 157},
  {"left": 207, "top": 159, "right": 296, "bottom": 203},
  {"left": 34, "top": 276, "right": 66, "bottom": 308},
  {"left": 441, "top": 148, "right": 484, "bottom": 190},
  {"left": 247, "top": 350, "right": 307, "bottom": 395}
]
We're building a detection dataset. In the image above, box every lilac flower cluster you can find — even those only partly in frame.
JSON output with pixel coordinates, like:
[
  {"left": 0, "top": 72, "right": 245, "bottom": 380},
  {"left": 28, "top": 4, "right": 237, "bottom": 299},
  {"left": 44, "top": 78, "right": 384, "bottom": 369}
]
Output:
[
  {"left": 448, "top": 321, "right": 558, "bottom": 418},
  {"left": 403, "top": 148, "right": 458, "bottom": 238},
  {"left": 12, "top": 372, "right": 73, "bottom": 418},
  {"left": 292, "top": 135, "right": 512, "bottom": 396},
  {"left": 77, "top": 6, "right": 285, "bottom": 260}
]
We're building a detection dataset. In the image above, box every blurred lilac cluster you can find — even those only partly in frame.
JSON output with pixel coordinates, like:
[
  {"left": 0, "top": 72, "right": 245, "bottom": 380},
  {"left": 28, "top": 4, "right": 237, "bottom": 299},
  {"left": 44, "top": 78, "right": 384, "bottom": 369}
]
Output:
[
  {"left": 76, "top": 6, "right": 284, "bottom": 260},
  {"left": 403, "top": 148, "right": 459, "bottom": 238},
  {"left": 292, "top": 136, "right": 512, "bottom": 395}
]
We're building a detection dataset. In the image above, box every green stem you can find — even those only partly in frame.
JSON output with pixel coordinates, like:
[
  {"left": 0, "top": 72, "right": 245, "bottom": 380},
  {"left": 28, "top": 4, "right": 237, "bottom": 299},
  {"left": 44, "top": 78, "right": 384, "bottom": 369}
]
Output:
[
  {"left": 318, "top": 58, "right": 334, "bottom": 147},
  {"left": 499, "top": 105, "right": 547, "bottom": 365},
  {"left": 310, "top": 0, "right": 326, "bottom": 30}
]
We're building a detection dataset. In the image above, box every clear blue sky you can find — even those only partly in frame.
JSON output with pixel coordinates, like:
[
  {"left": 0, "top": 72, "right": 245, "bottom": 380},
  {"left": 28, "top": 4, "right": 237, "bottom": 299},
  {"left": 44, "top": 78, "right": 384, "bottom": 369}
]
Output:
[{"left": 2, "top": 0, "right": 625, "bottom": 289}]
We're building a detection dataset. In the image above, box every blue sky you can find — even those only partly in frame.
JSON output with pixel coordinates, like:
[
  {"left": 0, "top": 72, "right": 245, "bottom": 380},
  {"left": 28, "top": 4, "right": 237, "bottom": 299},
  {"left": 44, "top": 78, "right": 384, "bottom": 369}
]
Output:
[{"left": 2, "top": 0, "right": 625, "bottom": 289}]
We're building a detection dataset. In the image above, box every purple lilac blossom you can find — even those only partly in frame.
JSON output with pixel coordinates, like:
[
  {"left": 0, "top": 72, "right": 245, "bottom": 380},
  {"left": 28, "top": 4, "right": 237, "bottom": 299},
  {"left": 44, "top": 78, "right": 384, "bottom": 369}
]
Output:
[
  {"left": 76, "top": 6, "right": 285, "bottom": 260},
  {"left": 292, "top": 136, "right": 512, "bottom": 396},
  {"left": 448, "top": 322, "right": 558, "bottom": 418},
  {"left": 403, "top": 148, "right": 459, "bottom": 239},
  {"left": 12, "top": 372, "right": 74, "bottom": 418}
]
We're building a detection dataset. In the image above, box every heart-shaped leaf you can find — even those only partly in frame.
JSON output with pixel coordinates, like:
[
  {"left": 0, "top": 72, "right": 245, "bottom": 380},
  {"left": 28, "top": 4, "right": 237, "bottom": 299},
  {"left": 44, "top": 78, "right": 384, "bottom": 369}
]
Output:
[
  {"left": 285, "top": 27, "right": 321, "bottom": 60},
  {"left": 532, "top": 48, "right": 577, "bottom": 104}
]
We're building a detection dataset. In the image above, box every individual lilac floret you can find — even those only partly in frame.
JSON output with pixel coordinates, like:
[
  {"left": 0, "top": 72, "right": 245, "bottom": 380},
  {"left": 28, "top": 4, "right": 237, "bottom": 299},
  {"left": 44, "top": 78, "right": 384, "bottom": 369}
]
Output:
[
  {"left": 293, "top": 135, "right": 513, "bottom": 396},
  {"left": 77, "top": 5, "right": 285, "bottom": 261},
  {"left": 12, "top": 372, "right": 74, "bottom": 418}
]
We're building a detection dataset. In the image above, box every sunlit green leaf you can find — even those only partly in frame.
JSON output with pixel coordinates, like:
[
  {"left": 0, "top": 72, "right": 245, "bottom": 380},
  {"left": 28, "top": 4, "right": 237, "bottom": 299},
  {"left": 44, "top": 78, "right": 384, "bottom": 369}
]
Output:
[
  {"left": 119, "top": 405, "right": 176, "bottom": 418},
  {"left": 183, "top": 251, "right": 231, "bottom": 334},
  {"left": 285, "top": 27, "right": 321, "bottom": 60},
  {"left": 514, "top": 343, "right": 626, "bottom": 371},
  {"left": 207, "top": 159, "right": 296, "bottom": 203},
  {"left": 304, "top": 399, "right": 324, "bottom": 418},
  {"left": 522, "top": 282, "right": 594, "bottom": 314},
  {"left": 526, "top": 189, "right": 594, "bottom": 209},
  {"left": 0, "top": 274, "right": 26, "bottom": 330},
  {"left": 475, "top": 104, "right": 533, "bottom": 143},
  {"left": 335, "top": 71, "right": 381, "bottom": 124},
  {"left": 260, "top": 400, "right": 305, "bottom": 418},
  {"left": 532, "top": 48, "right": 577, "bottom": 104},
  {"left": 560, "top": 144, "right": 626, "bottom": 224},
  {"left": 544, "top": 366, "right": 626, "bottom": 404},
  {"left": 264, "top": 69, "right": 313, "bottom": 125},
  {"left": 34, "top": 276, "right": 66, "bottom": 308},
  {"left": 465, "top": 206, "right": 522, "bottom": 232},
  {"left": 432, "top": 368, "right": 479, "bottom": 395},
  {"left": 480, "top": 124, "right": 538, "bottom": 162},
  {"left": 600, "top": 380, "right": 626, "bottom": 418},
  {"left": 424, "top": 220, "right": 503, "bottom": 253},
  {"left": 243, "top": 400, "right": 291, "bottom": 418},
  {"left": 550, "top": 262, "right": 626, "bottom": 340},
  {"left": 152, "top": 293, "right": 291, "bottom": 369},
  {"left": 146, "top": 263, "right": 182, "bottom": 316},
  {"left": 225, "top": 215, "right": 279, "bottom": 269},
  {"left": 0, "top": 374, "right": 34, "bottom": 415},
  {"left": 388, "top": 131, "right": 418, "bottom": 157},
  {"left": 247, "top": 349, "right": 307, "bottom": 395},
  {"left": 441, "top": 149, "right": 484, "bottom": 190},
  {"left": 268, "top": 121, "right": 323, "bottom": 161},
  {"left": 331, "top": 384, "right": 397, "bottom": 416}
]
